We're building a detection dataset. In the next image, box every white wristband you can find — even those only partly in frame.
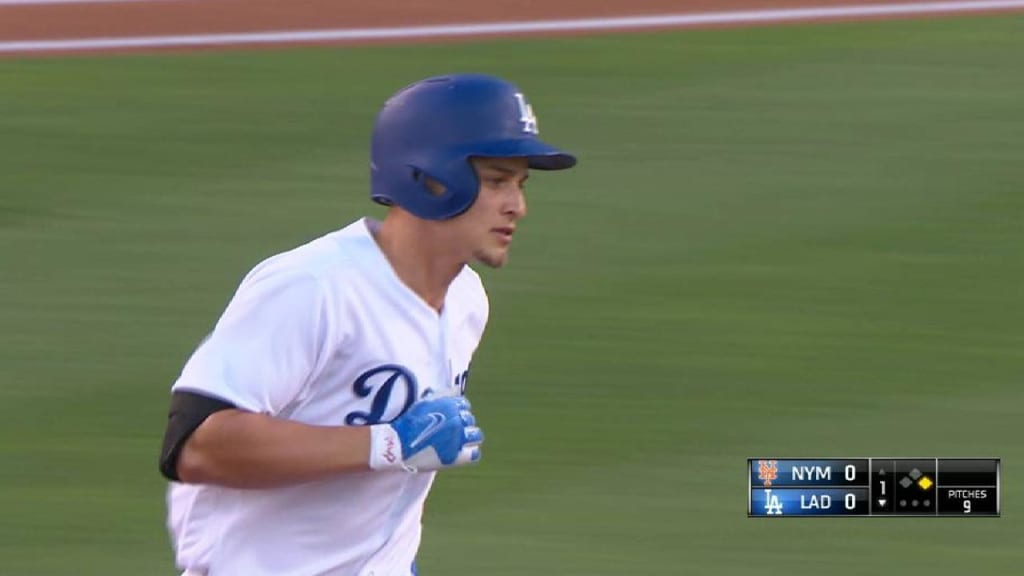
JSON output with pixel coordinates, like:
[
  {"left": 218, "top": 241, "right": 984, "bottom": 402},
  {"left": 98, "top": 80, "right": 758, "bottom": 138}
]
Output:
[{"left": 368, "top": 425, "right": 408, "bottom": 472}]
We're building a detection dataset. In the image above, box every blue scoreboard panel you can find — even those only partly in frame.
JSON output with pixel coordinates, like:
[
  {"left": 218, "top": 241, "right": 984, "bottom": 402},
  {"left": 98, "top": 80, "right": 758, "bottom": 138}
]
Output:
[{"left": 748, "top": 458, "right": 1000, "bottom": 517}]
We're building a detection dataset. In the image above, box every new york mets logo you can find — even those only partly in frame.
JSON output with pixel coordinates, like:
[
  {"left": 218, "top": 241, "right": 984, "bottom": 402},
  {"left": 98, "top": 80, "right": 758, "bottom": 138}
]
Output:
[
  {"left": 345, "top": 364, "right": 419, "bottom": 425},
  {"left": 758, "top": 460, "right": 779, "bottom": 487}
]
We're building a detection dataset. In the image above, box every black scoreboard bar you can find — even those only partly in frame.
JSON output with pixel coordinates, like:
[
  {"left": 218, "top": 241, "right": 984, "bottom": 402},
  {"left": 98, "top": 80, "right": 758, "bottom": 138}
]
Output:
[{"left": 748, "top": 458, "right": 999, "bottom": 517}]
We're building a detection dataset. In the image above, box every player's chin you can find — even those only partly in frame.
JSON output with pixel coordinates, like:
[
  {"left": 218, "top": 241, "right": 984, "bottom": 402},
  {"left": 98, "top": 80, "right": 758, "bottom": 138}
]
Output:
[{"left": 474, "top": 247, "right": 510, "bottom": 269}]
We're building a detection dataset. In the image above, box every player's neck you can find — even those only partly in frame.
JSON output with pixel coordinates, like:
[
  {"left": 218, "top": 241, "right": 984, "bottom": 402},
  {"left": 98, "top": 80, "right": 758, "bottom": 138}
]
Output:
[{"left": 372, "top": 215, "right": 463, "bottom": 313}]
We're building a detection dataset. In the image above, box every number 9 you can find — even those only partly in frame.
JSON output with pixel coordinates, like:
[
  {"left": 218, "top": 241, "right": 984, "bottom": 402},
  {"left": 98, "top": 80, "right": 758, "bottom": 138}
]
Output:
[{"left": 963, "top": 500, "right": 971, "bottom": 514}]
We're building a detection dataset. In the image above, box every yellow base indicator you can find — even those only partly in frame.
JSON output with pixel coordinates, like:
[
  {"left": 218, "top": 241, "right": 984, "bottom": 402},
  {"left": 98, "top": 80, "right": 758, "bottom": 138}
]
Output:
[{"left": 918, "top": 476, "right": 933, "bottom": 490}]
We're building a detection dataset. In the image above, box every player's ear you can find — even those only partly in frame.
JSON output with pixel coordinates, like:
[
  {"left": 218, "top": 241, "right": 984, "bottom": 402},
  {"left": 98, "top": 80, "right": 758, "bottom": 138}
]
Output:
[
  {"left": 411, "top": 168, "right": 448, "bottom": 197},
  {"left": 424, "top": 177, "right": 446, "bottom": 197}
]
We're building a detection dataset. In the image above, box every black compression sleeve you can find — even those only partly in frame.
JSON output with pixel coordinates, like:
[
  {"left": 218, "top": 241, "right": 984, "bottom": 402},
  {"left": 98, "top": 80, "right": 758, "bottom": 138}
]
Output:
[{"left": 159, "top": 390, "right": 238, "bottom": 482}]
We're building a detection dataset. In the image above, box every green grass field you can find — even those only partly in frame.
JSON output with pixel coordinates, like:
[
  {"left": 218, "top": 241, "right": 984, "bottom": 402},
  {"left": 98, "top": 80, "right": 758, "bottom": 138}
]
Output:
[{"left": 2, "top": 14, "right": 1022, "bottom": 575}]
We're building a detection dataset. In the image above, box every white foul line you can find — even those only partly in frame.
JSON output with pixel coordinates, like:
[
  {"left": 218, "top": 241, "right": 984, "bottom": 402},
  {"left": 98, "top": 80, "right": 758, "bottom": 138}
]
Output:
[{"left": 2, "top": 0, "right": 1024, "bottom": 53}]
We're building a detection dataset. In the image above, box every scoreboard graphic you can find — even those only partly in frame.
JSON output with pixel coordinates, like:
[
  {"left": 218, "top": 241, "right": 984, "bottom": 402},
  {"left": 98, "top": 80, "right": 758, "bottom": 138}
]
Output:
[{"left": 748, "top": 458, "right": 1000, "bottom": 517}]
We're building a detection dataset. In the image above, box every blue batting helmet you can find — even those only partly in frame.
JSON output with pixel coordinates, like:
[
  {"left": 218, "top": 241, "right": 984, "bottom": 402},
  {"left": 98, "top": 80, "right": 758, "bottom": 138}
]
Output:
[{"left": 370, "top": 73, "right": 577, "bottom": 220}]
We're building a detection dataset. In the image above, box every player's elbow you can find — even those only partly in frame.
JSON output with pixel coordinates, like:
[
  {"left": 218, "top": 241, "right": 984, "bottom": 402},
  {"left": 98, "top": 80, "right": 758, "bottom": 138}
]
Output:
[
  {"left": 174, "top": 438, "right": 212, "bottom": 484},
  {"left": 172, "top": 417, "right": 237, "bottom": 485},
  {"left": 159, "top": 392, "right": 241, "bottom": 484}
]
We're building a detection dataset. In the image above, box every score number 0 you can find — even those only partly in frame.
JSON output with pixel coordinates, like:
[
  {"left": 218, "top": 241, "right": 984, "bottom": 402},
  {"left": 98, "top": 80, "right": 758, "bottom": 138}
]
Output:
[{"left": 844, "top": 465, "right": 857, "bottom": 510}]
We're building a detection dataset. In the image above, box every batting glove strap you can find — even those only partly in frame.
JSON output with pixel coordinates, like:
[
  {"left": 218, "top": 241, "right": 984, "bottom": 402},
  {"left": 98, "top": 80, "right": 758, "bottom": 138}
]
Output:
[{"left": 368, "top": 424, "right": 411, "bottom": 472}]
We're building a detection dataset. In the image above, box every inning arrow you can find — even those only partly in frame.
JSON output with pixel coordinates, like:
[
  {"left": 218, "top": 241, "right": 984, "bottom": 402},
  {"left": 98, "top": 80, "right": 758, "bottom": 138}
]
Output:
[{"left": 878, "top": 499, "right": 887, "bottom": 507}]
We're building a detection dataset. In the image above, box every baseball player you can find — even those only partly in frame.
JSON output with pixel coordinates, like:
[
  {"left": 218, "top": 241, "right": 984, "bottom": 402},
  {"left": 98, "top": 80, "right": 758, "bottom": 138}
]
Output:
[{"left": 158, "top": 73, "right": 576, "bottom": 576}]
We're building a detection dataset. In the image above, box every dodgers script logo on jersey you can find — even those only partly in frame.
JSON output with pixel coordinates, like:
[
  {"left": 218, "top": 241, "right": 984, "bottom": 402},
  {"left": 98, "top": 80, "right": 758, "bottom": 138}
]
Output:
[{"left": 345, "top": 363, "right": 471, "bottom": 425}]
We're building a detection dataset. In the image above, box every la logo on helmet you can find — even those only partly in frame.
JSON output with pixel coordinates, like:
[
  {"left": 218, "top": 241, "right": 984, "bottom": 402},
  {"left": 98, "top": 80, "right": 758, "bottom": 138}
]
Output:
[{"left": 513, "top": 93, "right": 539, "bottom": 135}]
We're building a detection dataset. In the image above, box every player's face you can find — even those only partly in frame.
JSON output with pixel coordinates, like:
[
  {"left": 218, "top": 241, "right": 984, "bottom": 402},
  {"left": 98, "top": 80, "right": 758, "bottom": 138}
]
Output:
[{"left": 453, "top": 157, "right": 529, "bottom": 268}]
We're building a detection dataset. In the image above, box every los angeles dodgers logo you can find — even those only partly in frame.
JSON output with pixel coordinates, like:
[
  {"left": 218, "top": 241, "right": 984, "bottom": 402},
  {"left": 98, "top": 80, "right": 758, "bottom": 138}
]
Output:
[
  {"left": 345, "top": 364, "right": 418, "bottom": 425},
  {"left": 513, "top": 93, "right": 539, "bottom": 135},
  {"left": 763, "top": 489, "right": 784, "bottom": 515}
]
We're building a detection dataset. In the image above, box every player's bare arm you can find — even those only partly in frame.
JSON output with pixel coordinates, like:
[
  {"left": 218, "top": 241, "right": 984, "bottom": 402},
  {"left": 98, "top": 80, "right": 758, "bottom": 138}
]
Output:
[
  {"left": 174, "top": 408, "right": 372, "bottom": 489},
  {"left": 163, "top": 391, "right": 482, "bottom": 489}
]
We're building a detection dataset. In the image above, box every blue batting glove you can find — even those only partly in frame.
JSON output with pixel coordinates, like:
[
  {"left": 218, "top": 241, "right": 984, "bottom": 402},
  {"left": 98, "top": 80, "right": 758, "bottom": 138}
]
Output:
[{"left": 369, "top": 397, "right": 483, "bottom": 473}]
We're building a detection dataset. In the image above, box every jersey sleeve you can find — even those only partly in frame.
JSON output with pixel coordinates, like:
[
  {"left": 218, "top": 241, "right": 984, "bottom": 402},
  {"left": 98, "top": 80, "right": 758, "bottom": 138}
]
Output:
[{"left": 171, "top": 266, "right": 330, "bottom": 415}]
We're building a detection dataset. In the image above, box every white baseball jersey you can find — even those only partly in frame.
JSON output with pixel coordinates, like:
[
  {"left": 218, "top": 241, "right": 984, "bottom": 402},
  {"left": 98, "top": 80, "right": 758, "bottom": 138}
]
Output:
[{"left": 167, "top": 217, "right": 489, "bottom": 576}]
